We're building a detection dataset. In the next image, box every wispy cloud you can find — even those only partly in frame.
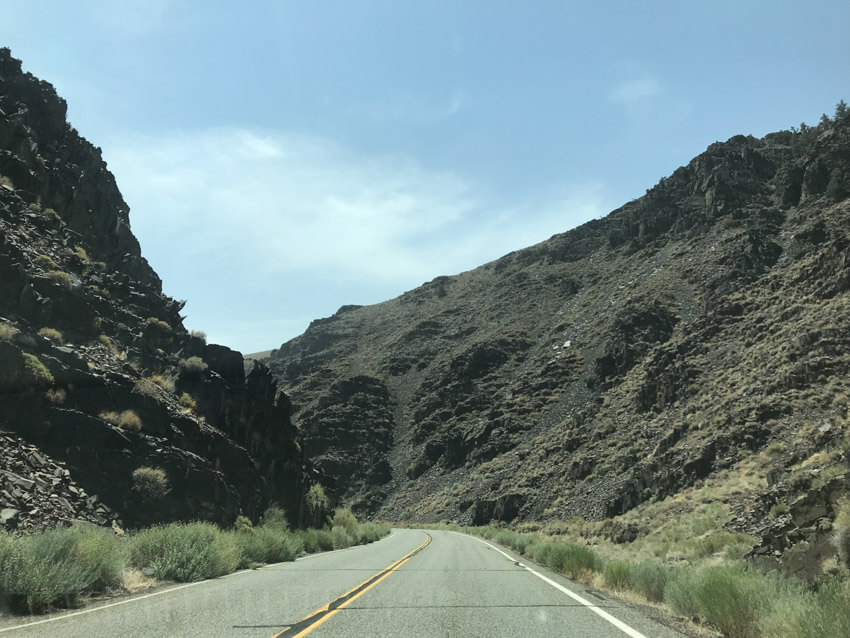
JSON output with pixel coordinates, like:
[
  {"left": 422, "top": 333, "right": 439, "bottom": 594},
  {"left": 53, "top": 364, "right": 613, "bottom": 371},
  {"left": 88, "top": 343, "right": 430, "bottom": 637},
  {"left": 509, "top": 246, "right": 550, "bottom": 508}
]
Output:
[
  {"left": 348, "top": 89, "right": 470, "bottom": 125},
  {"left": 609, "top": 77, "right": 660, "bottom": 104},
  {"left": 93, "top": 0, "right": 172, "bottom": 36},
  {"left": 103, "top": 128, "right": 607, "bottom": 349}
]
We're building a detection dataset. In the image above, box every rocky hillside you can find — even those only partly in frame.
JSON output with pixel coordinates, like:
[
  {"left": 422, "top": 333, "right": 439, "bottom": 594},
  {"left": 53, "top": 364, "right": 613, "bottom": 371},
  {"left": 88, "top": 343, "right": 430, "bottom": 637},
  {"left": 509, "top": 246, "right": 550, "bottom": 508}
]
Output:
[
  {"left": 0, "top": 48, "right": 312, "bottom": 532},
  {"left": 268, "top": 103, "right": 850, "bottom": 553}
]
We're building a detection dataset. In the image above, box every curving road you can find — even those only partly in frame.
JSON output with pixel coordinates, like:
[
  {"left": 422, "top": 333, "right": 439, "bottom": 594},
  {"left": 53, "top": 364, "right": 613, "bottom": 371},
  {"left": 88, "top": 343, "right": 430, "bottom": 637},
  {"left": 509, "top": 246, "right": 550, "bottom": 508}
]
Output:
[{"left": 0, "top": 529, "right": 688, "bottom": 638}]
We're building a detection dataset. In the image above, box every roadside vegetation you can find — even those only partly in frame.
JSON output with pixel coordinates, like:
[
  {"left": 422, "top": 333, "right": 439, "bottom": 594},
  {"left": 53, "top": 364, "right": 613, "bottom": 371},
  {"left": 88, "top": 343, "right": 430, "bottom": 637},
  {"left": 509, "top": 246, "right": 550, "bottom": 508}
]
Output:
[
  {"left": 0, "top": 506, "right": 389, "bottom": 616},
  {"left": 414, "top": 521, "right": 849, "bottom": 638}
]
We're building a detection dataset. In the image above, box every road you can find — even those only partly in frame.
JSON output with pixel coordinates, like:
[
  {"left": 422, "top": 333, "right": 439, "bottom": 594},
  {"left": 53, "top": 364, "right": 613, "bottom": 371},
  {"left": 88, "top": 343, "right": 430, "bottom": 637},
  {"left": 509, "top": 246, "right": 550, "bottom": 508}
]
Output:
[{"left": 0, "top": 529, "right": 688, "bottom": 638}]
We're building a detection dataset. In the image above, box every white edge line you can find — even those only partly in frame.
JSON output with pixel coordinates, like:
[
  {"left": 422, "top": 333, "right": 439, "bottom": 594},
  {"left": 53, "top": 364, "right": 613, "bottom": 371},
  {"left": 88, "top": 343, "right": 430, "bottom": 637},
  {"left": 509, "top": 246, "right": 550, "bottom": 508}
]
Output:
[
  {"left": 0, "top": 530, "right": 398, "bottom": 633},
  {"left": 0, "top": 579, "right": 209, "bottom": 634},
  {"left": 461, "top": 533, "right": 649, "bottom": 638}
]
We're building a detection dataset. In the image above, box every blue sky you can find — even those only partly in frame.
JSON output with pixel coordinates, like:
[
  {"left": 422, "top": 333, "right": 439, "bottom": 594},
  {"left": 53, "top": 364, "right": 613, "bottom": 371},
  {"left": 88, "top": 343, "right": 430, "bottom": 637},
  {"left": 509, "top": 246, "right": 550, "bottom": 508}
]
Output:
[{"left": 2, "top": 1, "right": 848, "bottom": 353}]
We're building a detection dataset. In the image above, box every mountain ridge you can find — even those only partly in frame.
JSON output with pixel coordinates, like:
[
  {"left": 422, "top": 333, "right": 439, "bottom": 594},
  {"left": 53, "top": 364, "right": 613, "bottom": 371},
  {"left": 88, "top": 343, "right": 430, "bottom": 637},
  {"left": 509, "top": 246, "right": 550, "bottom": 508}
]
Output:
[{"left": 267, "top": 104, "right": 850, "bottom": 574}]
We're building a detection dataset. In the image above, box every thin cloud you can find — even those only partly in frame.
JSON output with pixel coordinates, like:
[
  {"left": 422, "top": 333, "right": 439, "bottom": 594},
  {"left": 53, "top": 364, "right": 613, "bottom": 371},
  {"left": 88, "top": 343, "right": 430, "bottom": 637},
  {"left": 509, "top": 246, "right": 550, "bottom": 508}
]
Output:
[
  {"left": 609, "top": 77, "right": 660, "bottom": 103},
  {"left": 103, "top": 127, "right": 607, "bottom": 348},
  {"left": 349, "top": 89, "right": 470, "bottom": 125},
  {"left": 94, "top": 0, "right": 172, "bottom": 36}
]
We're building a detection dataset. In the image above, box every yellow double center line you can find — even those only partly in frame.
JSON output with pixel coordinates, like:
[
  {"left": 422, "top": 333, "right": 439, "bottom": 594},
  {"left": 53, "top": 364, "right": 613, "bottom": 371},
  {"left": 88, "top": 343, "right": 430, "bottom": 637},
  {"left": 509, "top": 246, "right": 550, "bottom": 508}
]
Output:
[{"left": 273, "top": 533, "right": 432, "bottom": 638}]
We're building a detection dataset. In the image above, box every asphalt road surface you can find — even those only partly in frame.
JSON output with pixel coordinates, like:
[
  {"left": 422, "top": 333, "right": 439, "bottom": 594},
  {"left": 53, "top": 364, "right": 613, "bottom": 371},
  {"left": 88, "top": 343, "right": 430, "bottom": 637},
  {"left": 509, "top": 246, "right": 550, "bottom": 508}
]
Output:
[{"left": 0, "top": 529, "right": 689, "bottom": 638}]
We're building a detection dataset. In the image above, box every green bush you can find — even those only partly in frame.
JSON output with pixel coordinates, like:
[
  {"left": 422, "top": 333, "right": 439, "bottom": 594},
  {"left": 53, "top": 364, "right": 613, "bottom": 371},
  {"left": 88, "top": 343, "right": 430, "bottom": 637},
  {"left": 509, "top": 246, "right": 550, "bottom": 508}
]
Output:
[
  {"left": 603, "top": 559, "right": 633, "bottom": 590},
  {"left": 770, "top": 503, "right": 789, "bottom": 518},
  {"left": 314, "top": 529, "right": 335, "bottom": 551},
  {"left": 332, "top": 508, "right": 359, "bottom": 537},
  {"left": 128, "top": 522, "right": 239, "bottom": 582},
  {"left": 298, "top": 528, "right": 320, "bottom": 553},
  {"left": 789, "top": 577, "right": 850, "bottom": 638},
  {"left": 69, "top": 527, "right": 124, "bottom": 593},
  {"left": 22, "top": 353, "right": 54, "bottom": 388},
  {"left": 356, "top": 522, "right": 390, "bottom": 544},
  {"left": 0, "top": 527, "right": 123, "bottom": 614},
  {"left": 528, "top": 541, "right": 600, "bottom": 579},
  {"left": 692, "top": 530, "right": 755, "bottom": 559},
  {"left": 233, "top": 527, "right": 303, "bottom": 567},
  {"left": 664, "top": 564, "right": 770, "bottom": 638},
  {"left": 629, "top": 561, "right": 670, "bottom": 602},
  {"left": 260, "top": 505, "right": 289, "bottom": 531},
  {"left": 664, "top": 568, "right": 702, "bottom": 619},
  {"left": 491, "top": 530, "right": 535, "bottom": 555},
  {"left": 331, "top": 526, "right": 354, "bottom": 549}
]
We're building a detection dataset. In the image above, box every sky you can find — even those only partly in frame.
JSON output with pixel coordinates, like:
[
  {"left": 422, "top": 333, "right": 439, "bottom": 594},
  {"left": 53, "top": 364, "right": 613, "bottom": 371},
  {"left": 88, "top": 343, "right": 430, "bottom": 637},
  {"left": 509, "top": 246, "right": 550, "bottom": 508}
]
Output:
[{"left": 1, "top": 1, "right": 848, "bottom": 353}]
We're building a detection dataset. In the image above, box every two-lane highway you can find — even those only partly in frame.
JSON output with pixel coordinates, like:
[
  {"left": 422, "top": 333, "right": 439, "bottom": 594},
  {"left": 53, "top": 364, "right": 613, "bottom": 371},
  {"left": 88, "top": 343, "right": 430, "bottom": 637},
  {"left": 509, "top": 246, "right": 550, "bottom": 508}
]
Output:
[{"left": 0, "top": 529, "right": 689, "bottom": 637}]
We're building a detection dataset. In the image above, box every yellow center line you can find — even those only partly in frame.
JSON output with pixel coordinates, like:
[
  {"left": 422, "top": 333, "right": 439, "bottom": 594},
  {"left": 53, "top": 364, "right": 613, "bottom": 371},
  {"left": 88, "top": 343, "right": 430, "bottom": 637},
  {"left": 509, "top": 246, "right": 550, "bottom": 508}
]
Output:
[{"left": 273, "top": 533, "right": 431, "bottom": 638}]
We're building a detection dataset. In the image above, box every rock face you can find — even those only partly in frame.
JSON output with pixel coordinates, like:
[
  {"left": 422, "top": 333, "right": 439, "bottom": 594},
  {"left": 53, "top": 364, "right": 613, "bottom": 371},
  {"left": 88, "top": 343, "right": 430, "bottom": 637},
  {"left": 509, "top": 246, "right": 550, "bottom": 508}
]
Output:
[
  {"left": 268, "top": 106, "right": 850, "bottom": 542},
  {"left": 0, "top": 48, "right": 311, "bottom": 530}
]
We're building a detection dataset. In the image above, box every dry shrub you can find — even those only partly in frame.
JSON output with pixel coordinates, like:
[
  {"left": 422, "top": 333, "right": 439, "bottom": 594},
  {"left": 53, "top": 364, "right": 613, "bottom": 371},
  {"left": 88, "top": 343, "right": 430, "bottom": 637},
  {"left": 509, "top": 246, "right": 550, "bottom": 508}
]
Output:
[
  {"left": 179, "top": 356, "right": 207, "bottom": 377},
  {"left": 37, "top": 327, "right": 62, "bottom": 343},
  {"left": 22, "top": 353, "right": 54, "bottom": 388},
  {"left": 100, "top": 409, "right": 143, "bottom": 430},
  {"left": 132, "top": 467, "right": 169, "bottom": 500},
  {"left": 47, "top": 270, "right": 72, "bottom": 288},
  {"left": 46, "top": 387, "right": 67, "bottom": 404},
  {"left": 150, "top": 374, "right": 175, "bottom": 392},
  {"left": 33, "top": 255, "right": 56, "bottom": 269},
  {"left": 146, "top": 317, "right": 172, "bottom": 334},
  {"left": 178, "top": 393, "right": 197, "bottom": 411}
]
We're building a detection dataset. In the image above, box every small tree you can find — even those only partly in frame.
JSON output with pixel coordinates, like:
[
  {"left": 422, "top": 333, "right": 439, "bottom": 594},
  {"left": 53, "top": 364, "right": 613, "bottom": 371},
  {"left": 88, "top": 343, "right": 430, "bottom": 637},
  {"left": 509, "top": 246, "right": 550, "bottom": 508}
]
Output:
[{"left": 305, "top": 484, "right": 331, "bottom": 528}]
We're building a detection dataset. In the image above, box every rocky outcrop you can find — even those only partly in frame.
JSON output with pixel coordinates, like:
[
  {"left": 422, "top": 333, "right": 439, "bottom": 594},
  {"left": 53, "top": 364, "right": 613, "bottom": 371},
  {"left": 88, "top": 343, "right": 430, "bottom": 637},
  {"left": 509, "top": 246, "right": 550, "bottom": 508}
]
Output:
[
  {"left": 0, "top": 48, "right": 311, "bottom": 531},
  {"left": 0, "top": 432, "right": 119, "bottom": 531}
]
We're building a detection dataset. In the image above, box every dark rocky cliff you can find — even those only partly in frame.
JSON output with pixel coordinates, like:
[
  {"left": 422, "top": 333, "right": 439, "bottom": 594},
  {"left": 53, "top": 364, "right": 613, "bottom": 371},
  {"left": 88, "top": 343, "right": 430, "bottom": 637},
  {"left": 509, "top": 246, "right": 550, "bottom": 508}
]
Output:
[
  {"left": 0, "top": 48, "right": 311, "bottom": 531},
  {"left": 268, "top": 103, "right": 850, "bottom": 566}
]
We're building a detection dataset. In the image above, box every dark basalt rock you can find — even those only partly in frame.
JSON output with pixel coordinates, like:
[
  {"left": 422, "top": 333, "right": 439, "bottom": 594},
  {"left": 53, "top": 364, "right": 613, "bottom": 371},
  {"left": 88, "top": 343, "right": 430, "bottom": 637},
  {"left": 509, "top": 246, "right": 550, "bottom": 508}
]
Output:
[{"left": 0, "top": 48, "right": 313, "bottom": 531}]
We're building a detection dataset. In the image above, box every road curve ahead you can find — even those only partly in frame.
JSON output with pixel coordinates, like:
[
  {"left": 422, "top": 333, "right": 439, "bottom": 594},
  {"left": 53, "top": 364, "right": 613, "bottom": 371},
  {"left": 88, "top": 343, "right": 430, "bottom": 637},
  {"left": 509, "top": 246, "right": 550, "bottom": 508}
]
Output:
[{"left": 0, "top": 529, "right": 688, "bottom": 638}]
